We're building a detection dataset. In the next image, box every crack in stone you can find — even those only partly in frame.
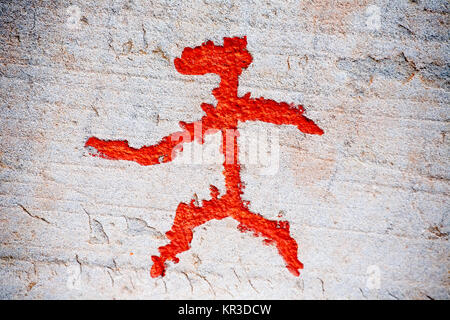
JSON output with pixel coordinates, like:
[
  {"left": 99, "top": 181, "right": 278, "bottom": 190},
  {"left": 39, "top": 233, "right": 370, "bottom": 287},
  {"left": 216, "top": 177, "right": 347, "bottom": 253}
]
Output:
[{"left": 17, "top": 204, "right": 50, "bottom": 224}]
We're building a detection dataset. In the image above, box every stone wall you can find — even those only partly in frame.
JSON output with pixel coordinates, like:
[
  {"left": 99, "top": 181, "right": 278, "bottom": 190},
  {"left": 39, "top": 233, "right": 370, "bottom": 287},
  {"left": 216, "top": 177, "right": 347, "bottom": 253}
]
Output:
[{"left": 0, "top": 0, "right": 448, "bottom": 299}]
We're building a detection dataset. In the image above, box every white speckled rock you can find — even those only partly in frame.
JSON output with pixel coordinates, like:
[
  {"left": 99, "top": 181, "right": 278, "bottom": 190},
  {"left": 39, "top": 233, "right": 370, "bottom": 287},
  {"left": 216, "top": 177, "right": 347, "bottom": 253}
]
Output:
[{"left": 0, "top": 0, "right": 448, "bottom": 299}]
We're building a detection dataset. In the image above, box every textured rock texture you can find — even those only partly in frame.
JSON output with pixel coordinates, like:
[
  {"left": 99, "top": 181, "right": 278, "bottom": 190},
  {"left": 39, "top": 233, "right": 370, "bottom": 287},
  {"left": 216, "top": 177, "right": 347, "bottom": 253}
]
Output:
[{"left": 0, "top": 0, "right": 448, "bottom": 299}]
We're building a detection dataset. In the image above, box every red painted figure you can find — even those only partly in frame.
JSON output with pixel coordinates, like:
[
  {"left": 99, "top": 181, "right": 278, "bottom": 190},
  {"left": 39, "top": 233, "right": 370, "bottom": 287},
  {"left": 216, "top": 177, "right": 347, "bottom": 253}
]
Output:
[{"left": 85, "top": 37, "right": 323, "bottom": 278}]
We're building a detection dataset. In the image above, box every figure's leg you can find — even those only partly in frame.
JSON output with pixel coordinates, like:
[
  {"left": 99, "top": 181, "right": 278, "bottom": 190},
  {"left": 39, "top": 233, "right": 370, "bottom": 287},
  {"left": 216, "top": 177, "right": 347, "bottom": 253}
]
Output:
[
  {"left": 151, "top": 186, "right": 226, "bottom": 277},
  {"left": 232, "top": 207, "right": 303, "bottom": 276}
]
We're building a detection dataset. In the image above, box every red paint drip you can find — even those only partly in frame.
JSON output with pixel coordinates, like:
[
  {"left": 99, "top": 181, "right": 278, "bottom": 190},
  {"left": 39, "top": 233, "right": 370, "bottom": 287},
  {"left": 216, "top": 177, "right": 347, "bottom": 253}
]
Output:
[{"left": 85, "top": 37, "right": 323, "bottom": 278}]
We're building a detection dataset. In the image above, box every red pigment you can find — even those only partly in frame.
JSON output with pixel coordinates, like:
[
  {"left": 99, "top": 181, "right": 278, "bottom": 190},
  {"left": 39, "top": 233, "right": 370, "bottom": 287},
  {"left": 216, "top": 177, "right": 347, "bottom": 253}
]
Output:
[{"left": 85, "top": 37, "right": 323, "bottom": 278}]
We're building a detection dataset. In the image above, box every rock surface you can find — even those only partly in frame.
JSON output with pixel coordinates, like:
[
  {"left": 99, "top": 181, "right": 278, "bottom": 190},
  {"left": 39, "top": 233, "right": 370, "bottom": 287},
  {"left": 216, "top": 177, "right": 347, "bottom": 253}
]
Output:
[{"left": 0, "top": 0, "right": 448, "bottom": 299}]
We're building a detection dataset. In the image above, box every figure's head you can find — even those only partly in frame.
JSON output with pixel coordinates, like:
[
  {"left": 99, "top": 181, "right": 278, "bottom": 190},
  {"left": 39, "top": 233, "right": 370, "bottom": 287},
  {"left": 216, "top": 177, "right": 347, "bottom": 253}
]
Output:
[{"left": 174, "top": 36, "right": 253, "bottom": 76}]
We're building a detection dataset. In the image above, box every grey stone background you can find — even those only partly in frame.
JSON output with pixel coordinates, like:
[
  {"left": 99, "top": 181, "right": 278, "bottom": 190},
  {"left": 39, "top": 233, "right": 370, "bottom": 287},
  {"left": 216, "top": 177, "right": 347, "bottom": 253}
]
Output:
[{"left": 0, "top": 0, "right": 448, "bottom": 299}]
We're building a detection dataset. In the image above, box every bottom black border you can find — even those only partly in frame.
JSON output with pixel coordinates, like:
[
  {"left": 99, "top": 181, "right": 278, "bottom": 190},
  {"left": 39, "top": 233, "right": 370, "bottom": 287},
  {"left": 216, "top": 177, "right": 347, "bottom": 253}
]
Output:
[{"left": 1, "top": 299, "right": 445, "bottom": 318}]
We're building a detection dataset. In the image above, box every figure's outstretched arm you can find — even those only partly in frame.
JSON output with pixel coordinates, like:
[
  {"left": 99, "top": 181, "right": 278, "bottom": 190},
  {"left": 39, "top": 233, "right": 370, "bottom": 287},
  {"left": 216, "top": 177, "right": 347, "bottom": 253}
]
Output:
[
  {"left": 85, "top": 116, "right": 219, "bottom": 166},
  {"left": 85, "top": 134, "right": 182, "bottom": 166},
  {"left": 238, "top": 95, "right": 324, "bottom": 135}
]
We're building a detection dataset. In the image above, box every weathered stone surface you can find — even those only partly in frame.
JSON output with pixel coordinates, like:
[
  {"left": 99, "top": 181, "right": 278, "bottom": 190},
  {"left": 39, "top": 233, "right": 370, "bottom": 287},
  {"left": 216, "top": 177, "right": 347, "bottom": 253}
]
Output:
[{"left": 0, "top": 0, "right": 448, "bottom": 299}]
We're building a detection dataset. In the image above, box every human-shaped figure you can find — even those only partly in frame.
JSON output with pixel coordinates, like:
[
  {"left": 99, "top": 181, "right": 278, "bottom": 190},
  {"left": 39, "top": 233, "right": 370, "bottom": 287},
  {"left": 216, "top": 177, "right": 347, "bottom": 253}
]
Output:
[{"left": 86, "top": 37, "right": 323, "bottom": 277}]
